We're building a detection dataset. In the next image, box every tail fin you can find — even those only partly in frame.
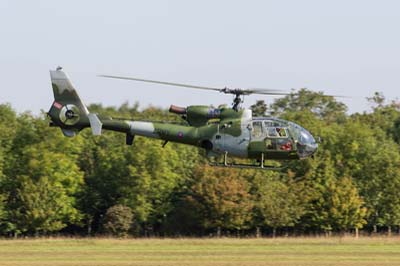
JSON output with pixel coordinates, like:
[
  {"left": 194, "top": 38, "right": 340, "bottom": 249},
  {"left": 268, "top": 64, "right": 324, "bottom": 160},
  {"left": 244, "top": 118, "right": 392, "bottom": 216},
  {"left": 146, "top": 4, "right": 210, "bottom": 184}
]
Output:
[{"left": 48, "top": 67, "right": 102, "bottom": 137}]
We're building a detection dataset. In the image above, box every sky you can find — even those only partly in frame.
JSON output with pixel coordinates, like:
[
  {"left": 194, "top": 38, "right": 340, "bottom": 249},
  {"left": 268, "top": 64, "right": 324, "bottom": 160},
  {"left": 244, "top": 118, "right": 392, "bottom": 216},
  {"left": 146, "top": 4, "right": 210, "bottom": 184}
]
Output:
[{"left": 1, "top": 0, "right": 399, "bottom": 115}]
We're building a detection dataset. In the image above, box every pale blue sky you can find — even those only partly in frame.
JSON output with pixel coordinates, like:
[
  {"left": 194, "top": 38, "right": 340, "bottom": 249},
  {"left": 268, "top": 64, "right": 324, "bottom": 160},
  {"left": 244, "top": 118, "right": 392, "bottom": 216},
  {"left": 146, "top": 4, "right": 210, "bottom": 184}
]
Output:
[{"left": 1, "top": 0, "right": 399, "bottom": 114}]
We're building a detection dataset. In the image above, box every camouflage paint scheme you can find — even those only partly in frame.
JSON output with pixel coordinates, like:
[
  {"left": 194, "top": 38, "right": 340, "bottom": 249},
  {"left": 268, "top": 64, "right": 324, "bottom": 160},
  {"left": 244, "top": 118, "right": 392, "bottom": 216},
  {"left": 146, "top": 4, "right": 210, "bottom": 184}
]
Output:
[{"left": 48, "top": 68, "right": 318, "bottom": 162}]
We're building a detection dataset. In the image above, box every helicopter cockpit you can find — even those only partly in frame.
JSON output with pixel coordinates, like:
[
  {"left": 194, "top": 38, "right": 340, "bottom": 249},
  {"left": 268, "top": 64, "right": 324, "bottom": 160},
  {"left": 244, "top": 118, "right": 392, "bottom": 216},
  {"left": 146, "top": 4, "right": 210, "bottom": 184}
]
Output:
[{"left": 251, "top": 118, "right": 318, "bottom": 158}]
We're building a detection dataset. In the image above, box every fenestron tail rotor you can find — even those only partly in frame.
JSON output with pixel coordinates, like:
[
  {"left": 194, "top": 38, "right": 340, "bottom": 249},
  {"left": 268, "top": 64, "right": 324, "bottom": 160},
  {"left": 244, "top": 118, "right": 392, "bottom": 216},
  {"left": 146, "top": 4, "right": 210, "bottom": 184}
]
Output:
[{"left": 59, "top": 104, "right": 81, "bottom": 125}]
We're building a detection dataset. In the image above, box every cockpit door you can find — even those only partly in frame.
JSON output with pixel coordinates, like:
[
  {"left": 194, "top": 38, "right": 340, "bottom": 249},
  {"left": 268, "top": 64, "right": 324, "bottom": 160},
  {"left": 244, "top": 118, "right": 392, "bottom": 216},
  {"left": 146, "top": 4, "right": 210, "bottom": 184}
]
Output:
[
  {"left": 251, "top": 121, "right": 264, "bottom": 141},
  {"left": 265, "top": 126, "right": 292, "bottom": 151}
]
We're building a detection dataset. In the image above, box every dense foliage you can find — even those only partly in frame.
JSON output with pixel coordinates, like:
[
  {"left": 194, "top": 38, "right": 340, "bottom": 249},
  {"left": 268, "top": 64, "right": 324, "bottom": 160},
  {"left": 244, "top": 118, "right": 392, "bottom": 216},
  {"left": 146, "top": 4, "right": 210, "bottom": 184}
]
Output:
[{"left": 1, "top": 91, "right": 400, "bottom": 237}]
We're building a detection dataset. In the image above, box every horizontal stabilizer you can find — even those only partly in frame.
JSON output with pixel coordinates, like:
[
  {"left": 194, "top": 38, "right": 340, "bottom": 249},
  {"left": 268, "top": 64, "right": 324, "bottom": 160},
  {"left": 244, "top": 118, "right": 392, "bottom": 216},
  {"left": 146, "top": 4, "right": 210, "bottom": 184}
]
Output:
[{"left": 61, "top": 129, "right": 78, "bottom": 137}]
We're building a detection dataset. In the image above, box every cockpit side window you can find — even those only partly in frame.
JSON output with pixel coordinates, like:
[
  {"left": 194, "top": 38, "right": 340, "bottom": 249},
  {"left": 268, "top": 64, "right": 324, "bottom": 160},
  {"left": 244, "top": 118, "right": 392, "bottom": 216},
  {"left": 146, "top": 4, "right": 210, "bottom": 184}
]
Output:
[
  {"left": 266, "top": 127, "right": 288, "bottom": 138},
  {"left": 277, "top": 128, "right": 287, "bottom": 137},
  {"left": 252, "top": 121, "right": 263, "bottom": 138},
  {"left": 264, "top": 120, "right": 282, "bottom": 127},
  {"left": 267, "top": 127, "right": 277, "bottom": 137},
  {"left": 264, "top": 120, "right": 274, "bottom": 127}
]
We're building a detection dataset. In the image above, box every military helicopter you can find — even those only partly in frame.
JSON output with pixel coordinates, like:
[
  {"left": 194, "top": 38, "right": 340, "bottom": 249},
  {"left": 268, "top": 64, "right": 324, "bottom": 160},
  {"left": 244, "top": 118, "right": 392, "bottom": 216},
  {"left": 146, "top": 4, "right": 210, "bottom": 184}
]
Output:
[{"left": 48, "top": 67, "right": 319, "bottom": 170}]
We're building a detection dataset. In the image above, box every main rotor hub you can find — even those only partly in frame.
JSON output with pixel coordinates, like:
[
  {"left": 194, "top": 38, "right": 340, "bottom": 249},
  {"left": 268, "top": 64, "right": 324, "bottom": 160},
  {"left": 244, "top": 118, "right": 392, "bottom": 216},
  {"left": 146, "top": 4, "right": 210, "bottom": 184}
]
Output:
[{"left": 219, "top": 88, "right": 251, "bottom": 111}]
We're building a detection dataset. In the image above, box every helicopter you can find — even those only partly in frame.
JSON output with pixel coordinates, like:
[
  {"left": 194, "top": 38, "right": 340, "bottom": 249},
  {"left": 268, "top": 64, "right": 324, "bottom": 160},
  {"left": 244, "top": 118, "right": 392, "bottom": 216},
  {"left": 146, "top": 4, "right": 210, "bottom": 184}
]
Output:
[{"left": 48, "top": 67, "right": 319, "bottom": 170}]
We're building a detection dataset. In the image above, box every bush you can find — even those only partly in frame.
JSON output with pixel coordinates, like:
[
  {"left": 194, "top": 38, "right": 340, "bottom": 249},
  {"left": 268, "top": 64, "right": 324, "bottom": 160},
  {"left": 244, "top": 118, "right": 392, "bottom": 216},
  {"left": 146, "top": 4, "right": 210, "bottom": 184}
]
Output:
[{"left": 102, "top": 205, "right": 133, "bottom": 237}]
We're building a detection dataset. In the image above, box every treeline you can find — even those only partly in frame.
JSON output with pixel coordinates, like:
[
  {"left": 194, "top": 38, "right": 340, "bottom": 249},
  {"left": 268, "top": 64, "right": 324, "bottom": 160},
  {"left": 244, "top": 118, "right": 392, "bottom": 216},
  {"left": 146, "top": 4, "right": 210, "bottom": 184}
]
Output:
[{"left": 1, "top": 90, "right": 400, "bottom": 237}]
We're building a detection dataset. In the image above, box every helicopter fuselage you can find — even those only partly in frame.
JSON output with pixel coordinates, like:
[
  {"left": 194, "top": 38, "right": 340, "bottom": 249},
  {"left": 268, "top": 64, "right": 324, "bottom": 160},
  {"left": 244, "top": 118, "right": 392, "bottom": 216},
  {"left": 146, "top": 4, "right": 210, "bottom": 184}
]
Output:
[
  {"left": 48, "top": 68, "right": 318, "bottom": 167},
  {"left": 122, "top": 107, "right": 318, "bottom": 161}
]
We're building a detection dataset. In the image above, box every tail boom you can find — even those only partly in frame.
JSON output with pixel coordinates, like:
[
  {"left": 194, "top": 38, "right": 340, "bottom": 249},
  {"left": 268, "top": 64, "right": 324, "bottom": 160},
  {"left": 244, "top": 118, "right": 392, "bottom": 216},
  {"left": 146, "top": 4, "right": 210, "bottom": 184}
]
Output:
[{"left": 48, "top": 67, "right": 201, "bottom": 147}]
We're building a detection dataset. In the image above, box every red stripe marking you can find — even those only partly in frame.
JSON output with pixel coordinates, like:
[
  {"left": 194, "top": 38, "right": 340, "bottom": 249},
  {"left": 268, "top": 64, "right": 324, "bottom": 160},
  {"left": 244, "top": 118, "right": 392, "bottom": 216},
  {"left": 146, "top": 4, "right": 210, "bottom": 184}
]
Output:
[{"left": 53, "top": 101, "right": 63, "bottom": 109}]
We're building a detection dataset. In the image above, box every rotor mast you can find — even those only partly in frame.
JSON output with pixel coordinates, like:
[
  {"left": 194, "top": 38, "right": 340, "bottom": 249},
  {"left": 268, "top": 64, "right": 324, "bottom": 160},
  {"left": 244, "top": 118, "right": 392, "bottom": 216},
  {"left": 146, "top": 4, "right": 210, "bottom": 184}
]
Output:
[{"left": 232, "top": 92, "right": 244, "bottom": 111}]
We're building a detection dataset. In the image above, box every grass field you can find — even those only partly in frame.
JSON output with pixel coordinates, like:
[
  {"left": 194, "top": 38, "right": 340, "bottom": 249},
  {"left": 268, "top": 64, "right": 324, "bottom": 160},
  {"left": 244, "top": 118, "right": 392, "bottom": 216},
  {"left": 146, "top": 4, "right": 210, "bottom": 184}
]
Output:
[{"left": 0, "top": 237, "right": 400, "bottom": 266}]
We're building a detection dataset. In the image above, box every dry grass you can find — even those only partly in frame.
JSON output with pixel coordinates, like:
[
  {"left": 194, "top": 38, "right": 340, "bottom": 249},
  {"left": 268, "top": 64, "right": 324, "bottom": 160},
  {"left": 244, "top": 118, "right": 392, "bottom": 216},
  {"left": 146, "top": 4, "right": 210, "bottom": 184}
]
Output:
[{"left": 0, "top": 236, "right": 400, "bottom": 266}]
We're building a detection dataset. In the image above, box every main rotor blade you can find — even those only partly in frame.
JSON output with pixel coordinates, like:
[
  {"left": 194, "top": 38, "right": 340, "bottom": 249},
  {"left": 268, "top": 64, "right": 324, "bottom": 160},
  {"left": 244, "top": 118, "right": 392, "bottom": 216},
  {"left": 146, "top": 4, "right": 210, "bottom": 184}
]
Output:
[
  {"left": 247, "top": 88, "right": 292, "bottom": 96},
  {"left": 98, "top": 74, "right": 348, "bottom": 98},
  {"left": 249, "top": 88, "right": 348, "bottom": 98},
  {"left": 98, "top": 75, "right": 223, "bottom": 92}
]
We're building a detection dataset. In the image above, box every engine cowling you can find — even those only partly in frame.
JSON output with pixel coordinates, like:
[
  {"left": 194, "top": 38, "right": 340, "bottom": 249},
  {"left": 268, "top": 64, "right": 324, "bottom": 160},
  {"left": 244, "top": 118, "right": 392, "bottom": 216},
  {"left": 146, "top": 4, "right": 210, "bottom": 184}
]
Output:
[{"left": 169, "top": 105, "right": 221, "bottom": 126}]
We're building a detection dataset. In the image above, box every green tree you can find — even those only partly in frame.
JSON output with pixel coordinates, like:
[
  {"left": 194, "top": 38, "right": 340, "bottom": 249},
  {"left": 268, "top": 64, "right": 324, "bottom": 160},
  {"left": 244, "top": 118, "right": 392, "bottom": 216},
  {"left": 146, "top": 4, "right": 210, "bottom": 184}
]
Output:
[
  {"left": 162, "top": 195, "right": 205, "bottom": 236},
  {"left": 250, "top": 100, "right": 268, "bottom": 116},
  {"left": 325, "top": 176, "right": 366, "bottom": 233},
  {"left": 252, "top": 174, "right": 304, "bottom": 237},
  {"left": 102, "top": 204, "right": 134, "bottom": 237},
  {"left": 304, "top": 153, "right": 366, "bottom": 234},
  {"left": 364, "top": 93, "right": 400, "bottom": 142},
  {"left": 331, "top": 118, "right": 400, "bottom": 232},
  {"left": 270, "top": 88, "right": 347, "bottom": 123},
  {"left": 10, "top": 146, "right": 83, "bottom": 235},
  {"left": 189, "top": 166, "right": 253, "bottom": 235}
]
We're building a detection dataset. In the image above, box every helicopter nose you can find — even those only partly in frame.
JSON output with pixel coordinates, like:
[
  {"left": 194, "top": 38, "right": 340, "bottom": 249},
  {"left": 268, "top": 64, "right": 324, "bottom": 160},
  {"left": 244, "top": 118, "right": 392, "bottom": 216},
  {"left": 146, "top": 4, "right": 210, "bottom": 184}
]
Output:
[
  {"left": 307, "top": 143, "right": 318, "bottom": 155},
  {"left": 297, "top": 142, "right": 318, "bottom": 158}
]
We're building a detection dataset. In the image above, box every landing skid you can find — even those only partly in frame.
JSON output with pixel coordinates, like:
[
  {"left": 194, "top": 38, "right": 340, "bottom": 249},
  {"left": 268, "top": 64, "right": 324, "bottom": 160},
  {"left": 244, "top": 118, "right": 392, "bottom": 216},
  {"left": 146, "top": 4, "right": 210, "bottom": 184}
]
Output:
[
  {"left": 208, "top": 161, "right": 285, "bottom": 170},
  {"left": 208, "top": 152, "right": 286, "bottom": 170}
]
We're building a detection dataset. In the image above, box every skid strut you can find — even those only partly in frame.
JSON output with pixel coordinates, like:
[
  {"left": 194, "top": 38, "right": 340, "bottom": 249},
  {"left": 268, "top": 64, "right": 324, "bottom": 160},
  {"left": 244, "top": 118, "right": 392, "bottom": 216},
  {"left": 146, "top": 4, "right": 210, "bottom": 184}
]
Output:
[
  {"left": 224, "top": 151, "right": 228, "bottom": 166},
  {"left": 260, "top": 153, "right": 264, "bottom": 168}
]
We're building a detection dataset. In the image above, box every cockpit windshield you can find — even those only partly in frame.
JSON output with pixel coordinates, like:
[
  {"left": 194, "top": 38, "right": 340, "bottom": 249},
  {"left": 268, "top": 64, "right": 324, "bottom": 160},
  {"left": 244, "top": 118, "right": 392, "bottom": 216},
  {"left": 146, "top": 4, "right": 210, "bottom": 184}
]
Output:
[
  {"left": 299, "top": 128, "right": 315, "bottom": 145},
  {"left": 288, "top": 122, "right": 316, "bottom": 145},
  {"left": 288, "top": 122, "right": 318, "bottom": 157}
]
